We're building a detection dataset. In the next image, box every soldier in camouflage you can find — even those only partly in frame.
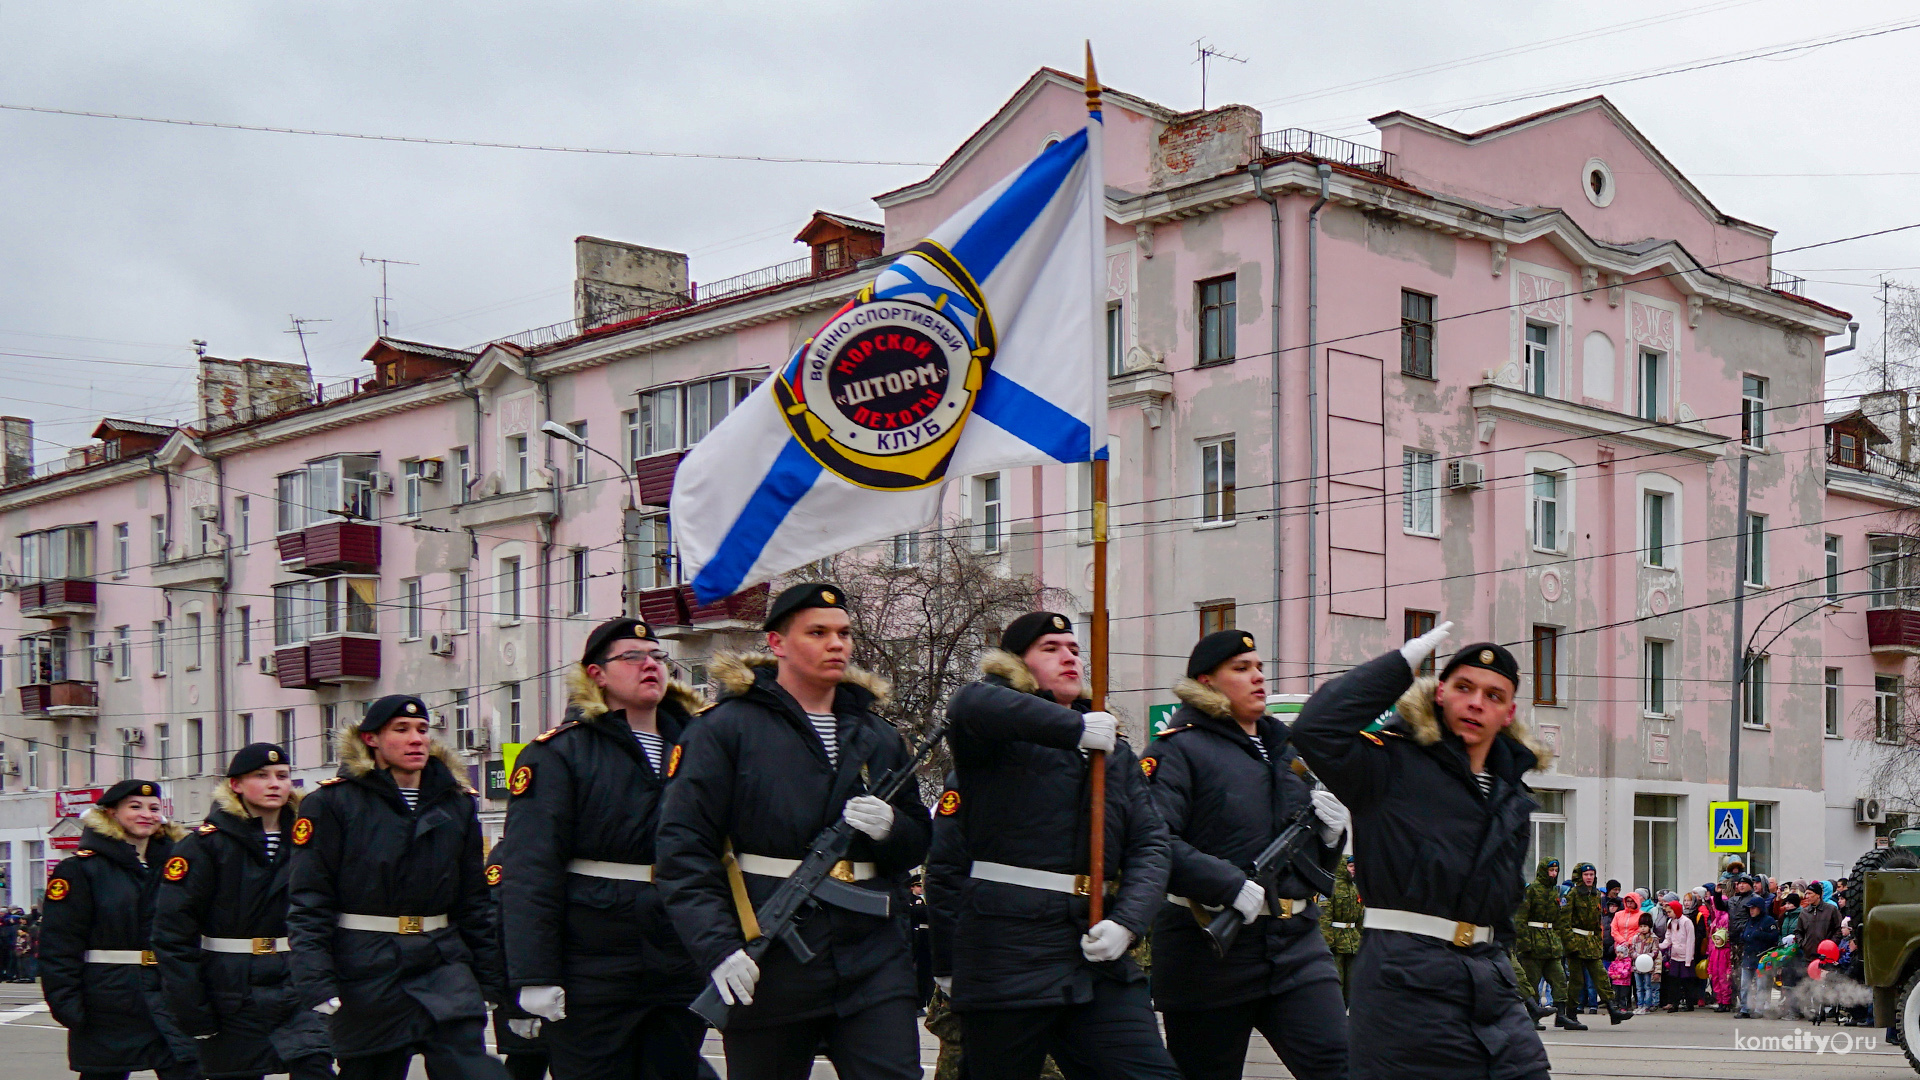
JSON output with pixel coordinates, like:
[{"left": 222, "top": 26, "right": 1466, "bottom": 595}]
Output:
[
  {"left": 1515, "top": 858, "right": 1581, "bottom": 1030},
  {"left": 1318, "top": 856, "right": 1362, "bottom": 1002},
  {"left": 1561, "top": 862, "right": 1632, "bottom": 1026}
]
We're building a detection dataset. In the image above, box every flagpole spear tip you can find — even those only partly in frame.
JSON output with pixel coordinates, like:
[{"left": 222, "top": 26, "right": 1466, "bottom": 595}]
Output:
[{"left": 1084, "top": 41, "right": 1102, "bottom": 113}]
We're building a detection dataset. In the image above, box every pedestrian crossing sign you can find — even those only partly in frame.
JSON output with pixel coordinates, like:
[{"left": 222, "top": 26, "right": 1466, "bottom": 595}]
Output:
[{"left": 1710, "top": 800, "right": 1750, "bottom": 853}]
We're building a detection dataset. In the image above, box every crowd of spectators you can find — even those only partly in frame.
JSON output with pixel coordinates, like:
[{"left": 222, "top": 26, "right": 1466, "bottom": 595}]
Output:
[{"left": 0, "top": 907, "right": 39, "bottom": 983}]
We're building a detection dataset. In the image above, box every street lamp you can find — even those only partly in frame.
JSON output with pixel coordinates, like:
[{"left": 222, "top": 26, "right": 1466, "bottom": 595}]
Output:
[{"left": 539, "top": 420, "right": 638, "bottom": 510}]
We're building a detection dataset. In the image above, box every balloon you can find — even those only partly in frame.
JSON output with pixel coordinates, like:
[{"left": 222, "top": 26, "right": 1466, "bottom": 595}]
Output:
[
  {"left": 1807, "top": 960, "right": 1824, "bottom": 981},
  {"left": 1818, "top": 940, "right": 1840, "bottom": 963},
  {"left": 1634, "top": 953, "right": 1655, "bottom": 974}
]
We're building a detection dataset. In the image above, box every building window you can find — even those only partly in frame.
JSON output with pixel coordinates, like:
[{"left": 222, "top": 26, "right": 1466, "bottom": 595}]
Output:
[
  {"left": 638, "top": 386, "right": 680, "bottom": 456},
  {"left": 505, "top": 682, "right": 524, "bottom": 743},
  {"left": 1643, "top": 491, "right": 1669, "bottom": 566},
  {"left": 403, "top": 579, "right": 423, "bottom": 639},
  {"left": 1741, "top": 375, "right": 1768, "bottom": 448},
  {"left": 120, "top": 734, "right": 135, "bottom": 782},
  {"left": 274, "top": 710, "right": 294, "bottom": 764},
  {"left": 1637, "top": 349, "right": 1665, "bottom": 421},
  {"left": 635, "top": 515, "right": 677, "bottom": 589},
  {"left": 235, "top": 496, "right": 250, "bottom": 551},
  {"left": 499, "top": 557, "right": 523, "bottom": 623},
  {"left": 1826, "top": 535, "right": 1842, "bottom": 600},
  {"left": 569, "top": 549, "right": 590, "bottom": 615},
  {"left": 1532, "top": 625, "right": 1560, "bottom": 706},
  {"left": 1528, "top": 790, "right": 1567, "bottom": 871},
  {"left": 156, "top": 723, "right": 172, "bottom": 778},
  {"left": 453, "top": 689, "right": 473, "bottom": 750},
  {"left": 453, "top": 447, "right": 472, "bottom": 502},
  {"left": 974, "top": 474, "right": 1003, "bottom": 553},
  {"left": 1632, "top": 794, "right": 1679, "bottom": 897},
  {"left": 86, "top": 732, "right": 97, "bottom": 782},
  {"left": 1106, "top": 303, "right": 1126, "bottom": 377},
  {"left": 1402, "top": 450, "right": 1436, "bottom": 535},
  {"left": 234, "top": 712, "right": 252, "bottom": 747},
  {"left": 57, "top": 736, "right": 70, "bottom": 789},
  {"left": 1876, "top": 675, "right": 1903, "bottom": 743},
  {"left": 452, "top": 570, "right": 470, "bottom": 631},
  {"left": 1530, "top": 470, "right": 1563, "bottom": 552},
  {"left": 186, "top": 719, "right": 204, "bottom": 776},
  {"left": 19, "top": 524, "right": 95, "bottom": 583},
  {"left": 24, "top": 739, "right": 38, "bottom": 790},
  {"left": 153, "top": 619, "right": 168, "bottom": 675},
  {"left": 1199, "top": 602, "right": 1235, "bottom": 637},
  {"left": 26, "top": 841, "right": 44, "bottom": 905},
  {"left": 508, "top": 435, "right": 530, "bottom": 492},
  {"left": 1825, "top": 668, "right": 1843, "bottom": 738},
  {"left": 276, "top": 456, "right": 379, "bottom": 528},
  {"left": 272, "top": 577, "right": 378, "bottom": 644},
  {"left": 685, "top": 376, "right": 755, "bottom": 445},
  {"left": 1745, "top": 513, "right": 1766, "bottom": 587},
  {"left": 1869, "top": 536, "right": 1917, "bottom": 608},
  {"left": 1401, "top": 290, "right": 1436, "bottom": 378},
  {"left": 1643, "top": 638, "right": 1670, "bottom": 716},
  {"left": 236, "top": 606, "right": 252, "bottom": 663},
  {"left": 891, "top": 533, "right": 921, "bottom": 567},
  {"left": 1833, "top": 430, "right": 1863, "bottom": 468},
  {"left": 114, "top": 523, "right": 129, "bottom": 575},
  {"left": 622, "top": 410, "right": 640, "bottom": 464},
  {"left": 115, "top": 625, "right": 131, "bottom": 679},
  {"left": 322, "top": 704, "right": 338, "bottom": 764},
  {"left": 1749, "top": 802, "right": 1775, "bottom": 877},
  {"left": 1403, "top": 610, "right": 1439, "bottom": 676},
  {"left": 567, "top": 422, "right": 589, "bottom": 485},
  {"left": 1197, "top": 276, "right": 1236, "bottom": 365},
  {"left": 1742, "top": 654, "right": 1768, "bottom": 728},
  {"left": 1524, "top": 323, "right": 1554, "bottom": 396},
  {"left": 1200, "top": 438, "right": 1236, "bottom": 524},
  {"left": 152, "top": 514, "right": 168, "bottom": 564},
  {"left": 401, "top": 460, "right": 423, "bottom": 517},
  {"left": 185, "top": 613, "right": 203, "bottom": 670}
]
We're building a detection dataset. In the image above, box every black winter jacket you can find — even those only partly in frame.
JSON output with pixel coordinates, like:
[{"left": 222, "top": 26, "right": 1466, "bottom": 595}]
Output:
[
  {"left": 939, "top": 650, "right": 1170, "bottom": 1012},
  {"left": 487, "top": 839, "right": 545, "bottom": 1057},
  {"left": 153, "top": 787, "right": 330, "bottom": 1077},
  {"left": 925, "top": 771, "right": 966, "bottom": 980},
  {"left": 1144, "top": 682, "right": 1341, "bottom": 1012},
  {"left": 655, "top": 654, "right": 931, "bottom": 1030},
  {"left": 40, "top": 809, "right": 198, "bottom": 1074},
  {"left": 501, "top": 673, "right": 704, "bottom": 1007},
  {"left": 287, "top": 731, "right": 501, "bottom": 1059}
]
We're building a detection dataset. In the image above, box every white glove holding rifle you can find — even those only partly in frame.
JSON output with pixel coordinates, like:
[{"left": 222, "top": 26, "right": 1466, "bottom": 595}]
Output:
[
  {"left": 1231, "top": 880, "right": 1266, "bottom": 925},
  {"left": 711, "top": 949, "right": 760, "bottom": 1006},
  {"left": 1401, "top": 620, "right": 1453, "bottom": 676},
  {"left": 1310, "top": 787, "right": 1350, "bottom": 848}
]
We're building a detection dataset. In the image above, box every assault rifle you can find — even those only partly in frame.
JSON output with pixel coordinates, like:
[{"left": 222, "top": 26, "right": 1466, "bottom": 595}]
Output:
[
  {"left": 691, "top": 721, "right": 948, "bottom": 1029},
  {"left": 1204, "top": 801, "right": 1338, "bottom": 958}
]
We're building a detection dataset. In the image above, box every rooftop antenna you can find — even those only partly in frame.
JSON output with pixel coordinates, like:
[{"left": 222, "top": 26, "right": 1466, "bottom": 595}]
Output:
[
  {"left": 284, "top": 315, "right": 331, "bottom": 366},
  {"left": 1193, "top": 39, "right": 1246, "bottom": 111},
  {"left": 358, "top": 254, "right": 418, "bottom": 337},
  {"left": 191, "top": 339, "right": 208, "bottom": 358}
]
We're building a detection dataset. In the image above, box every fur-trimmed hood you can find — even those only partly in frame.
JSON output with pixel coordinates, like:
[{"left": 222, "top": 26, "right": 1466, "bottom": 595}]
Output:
[
  {"left": 1172, "top": 676, "right": 1234, "bottom": 720},
  {"left": 563, "top": 662, "right": 706, "bottom": 721},
  {"left": 80, "top": 805, "right": 187, "bottom": 844},
  {"left": 1390, "top": 676, "right": 1555, "bottom": 771},
  {"left": 711, "top": 651, "right": 892, "bottom": 709},
  {"left": 211, "top": 781, "right": 303, "bottom": 819},
  {"left": 332, "top": 725, "right": 473, "bottom": 791}
]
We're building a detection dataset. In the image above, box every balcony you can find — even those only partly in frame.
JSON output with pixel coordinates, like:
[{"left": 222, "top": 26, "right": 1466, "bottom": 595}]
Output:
[
  {"left": 150, "top": 552, "right": 227, "bottom": 591},
  {"left": 274, "top": 635, "right": 380, "bottom": 690},
  {"left": 1868, "top": 607, "right": 1920, "bottom": 655},
  {"left": 18, "top": 579, "right": 97, "bottom": 618},
  {"left": 19, "top": 680, "right": 99, "bottom": 718},
  {"left": 1254, "top": 128, "right": 1397, "bottom": 177},
  {"left": 278, "top": 522, "right": 381, "bottom": 575},
  {"left": 452, "top": 487, "right": 559, "bottom": 531},
  {"left": 635, "top": 452, "right": 685, "bottom": 507},
  {"left": 631, "top": 583, "right": 769, "bottom": 635}
]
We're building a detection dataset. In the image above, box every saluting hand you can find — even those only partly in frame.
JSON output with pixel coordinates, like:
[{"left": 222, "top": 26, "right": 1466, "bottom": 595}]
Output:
[
  {"left": 842, "top": 795, "right": 896, "bottom": 841},
  {"left": 1400, "top": 619, "right": 1453, "bottom": 674}
]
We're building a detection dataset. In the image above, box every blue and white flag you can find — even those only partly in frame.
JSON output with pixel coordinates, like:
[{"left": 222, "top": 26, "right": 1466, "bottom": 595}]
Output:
[{"left": 674, "top": 95, "right": 1106, "bottom": 603}]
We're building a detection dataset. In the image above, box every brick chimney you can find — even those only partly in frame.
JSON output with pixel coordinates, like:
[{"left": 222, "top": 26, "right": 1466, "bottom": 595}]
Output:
[
  {"left": 574, "top": 237, "right": 690, "bottom": 331},
  {"left": 198, "top": 357, "right": 316, "bottom": 431}
]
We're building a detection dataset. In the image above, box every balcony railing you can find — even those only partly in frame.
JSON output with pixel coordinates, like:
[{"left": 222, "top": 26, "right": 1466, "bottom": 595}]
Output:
[
  {"left": 1868, "top": 605, "right": 1920, "bottom": 655},
  {"left": 19, "top": 680, "right": 99, "bottom": 717},
  {"left": 1770, "top": 268, "right": 1806, "bottom": 296},
  {"left": 694, "top": 257, "right": 816, "bottom": 305},
  {"left": 278, "top": 521, "right": 382, "bottom": 575},
  {"left": 1254, "top": 128, "right": 1397, "bottom": 177},
  {"left": 631, "top": 583, "right": 770, "bottom": 631},
  {"left": 19, "top": 579, "right": 98, "bottom": 617}
]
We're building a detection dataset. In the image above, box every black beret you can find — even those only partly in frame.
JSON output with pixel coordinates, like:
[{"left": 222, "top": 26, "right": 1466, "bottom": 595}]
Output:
[
  {"left": 582, "top": 617, "right": 659, "bottom": 666},
  {"left": 359, "top": 694, "right": 430, "bottom": 734},
  {"left": 99, "top": 778, "right": 161, "bottom": 807},
  {"left": 1000, "top": 611, "right": 1074, "bottom": 657},
  {"left": 1438, "top": 641, "right": 1520, "bottom": 691},
  {"left": 764, "top": 582, "right": 848, "bottom": 631},
  {"left": 1187, "top": 628, "right": 1259, "bottom": 678},
  {"left": 226, "top": 743, "right": 290, "bottom": 777}
]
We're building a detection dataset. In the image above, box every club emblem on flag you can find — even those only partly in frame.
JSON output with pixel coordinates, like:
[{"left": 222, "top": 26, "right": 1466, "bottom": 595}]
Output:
[{"left": 773, "top": 242, "right": 996, "bottom": 492}]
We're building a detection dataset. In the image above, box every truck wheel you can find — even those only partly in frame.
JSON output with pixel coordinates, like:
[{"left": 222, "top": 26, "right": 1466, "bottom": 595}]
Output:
[
  {"left": 1900, "top": 966, "right": 1920, "bottom": 1074},
  {"left": 1848, "top": 847, "right": 1896, "bottom": 981}
]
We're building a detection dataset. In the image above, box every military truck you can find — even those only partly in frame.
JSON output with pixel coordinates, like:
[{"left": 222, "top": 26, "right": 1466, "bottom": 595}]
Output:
[{"left": 1855, "top": 828, "right": 1920, "bottom": 1072}]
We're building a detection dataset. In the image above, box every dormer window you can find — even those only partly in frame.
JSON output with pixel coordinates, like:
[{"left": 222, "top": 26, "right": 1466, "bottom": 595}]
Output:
[{"left": 820, "top": 240, "right": 846, "bottom": 270}]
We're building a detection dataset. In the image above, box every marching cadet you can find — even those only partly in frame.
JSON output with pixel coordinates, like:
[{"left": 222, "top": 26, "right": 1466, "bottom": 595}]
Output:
[
  {"left": 1513, "top": 857, "right": 1583, "bottom": 1031},
  {"left": 940, "top": 611, "right": 1176, "bottom": 1080},
  {"left": 656, "top": 584, "right": 932, "bottom": 1080},
  {"left": 288, "top": 694, "right": 508, "bottom": 1080},
  {"left": 487, "top": 840, "right": 550, "bottom": 1080},
  {"left": 1562, "top": 862, "right": 1631, "bottom": 1025},
  {"left": 1319, "top": 856, "right": 1363, "bottom": 1001},
  {"left": 1291, "top": 622, "right": 1552, "bottom": 1080},
  {"left": 1143, "top": 630, "right": 1349, "bottom": 1080},
  {"left": 153, "top": 744, "right": 333, "bottom": 1080},
  {"left": 501, "top": 617, "right": 706, "bottom": 1079},
  {"left": 41, "top": 779, "right": 200, "bottom": 1080}
]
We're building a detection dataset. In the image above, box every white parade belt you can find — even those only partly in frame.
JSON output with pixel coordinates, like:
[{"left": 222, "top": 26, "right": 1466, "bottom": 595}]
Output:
[
  {"left": 567, "top": 858, "right": 653, "bottom": 882},
  {"left": 84, "top": 950, "right": 156, "bottom": 965},
  {"left": 1330, "top": 921, "right": 1356, "bottom": 929},
  {"left": 200, "top": 936, "right": 289, "bottom": 955},
  {"left": 1364, "top": 907, "right": 1494, "bottom": 946},
  {"left": 336, "top": 913, "right": 449, "bottom": 934},
  {"left": 1569, "top": 927, "right": 1594, "bottom": 936},
  {"left": 1526, "top": 921, "right": 1554, "bottom": 929},
  {"left": 1166, "top": 894, "right": 1299, "bottom": 917},
  {"left": 737, "top": 853, "right": 874, "bottom": 882},
  {"left": 970, "top": 860, "right": 1115, "bottom": 897}
]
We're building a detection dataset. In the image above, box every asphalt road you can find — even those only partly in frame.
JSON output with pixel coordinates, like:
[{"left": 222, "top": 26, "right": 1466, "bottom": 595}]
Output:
[{"left": 0, "top": 983, "right": 1911, "bottom": 1078}]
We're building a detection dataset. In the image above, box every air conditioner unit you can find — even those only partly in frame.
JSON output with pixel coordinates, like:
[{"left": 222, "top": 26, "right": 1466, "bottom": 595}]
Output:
[
  {"left": 91, "top": 645, "right": 113, "bottom": 664},
  {"left": 1446, "top": 460, "right": 1486, "bottom": 490},
  {"left": 458, "top": 726, "right": 489, "bottom": 752},
  {"left": 371, "top": 471, "right": 394, "bottom": 495},
  {"left": 1857, "top": 797, "right": 1888, "bottom": 825},
  {"left": 119, "top": 727, "right": 146, "bottom": 746},
  {"left": 258, "top": 653, "right": 277, "bottom": 675},
  {"left": 418, "top": 458, "right": 446, "bottom": 483},
  {"left": 428, "top": 633, "right": 455, "bottom": 657},
  {"left": 191, "top": 503, "right": 219, "bottom": 521},
  {"left": 0, "top": 761, "right": 17, "bottom": 778}
]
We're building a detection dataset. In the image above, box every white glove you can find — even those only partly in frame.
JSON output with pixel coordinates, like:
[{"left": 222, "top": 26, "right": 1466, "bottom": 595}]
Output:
[
  {"left": 1078, "top": 711, "right": 1117, "bottom": 753},
  {"left": 508, "top": 1018, "right": 542, "bottom": 1039},
  {"left": 1081, "top": 919, "right": 1134, "bottom": 962},
  {"left": 1232, "top": 879, "right": 1266, "bottom": 925},
  {"left": 1400, "top": 620, "right": 1454, "bottom": 674},
  {"left": 518, "top": 985, "right": 566, "bottom": 1022},
  {"left": 312, "top": 997, "right": 340, "bottom": 1016},
  {"left": 711, "top": 948, "right": 760, "bottom": 1007},
  {"left": 1311, "top": 787, "right": 1350, "bottom": 847},
  {"left": 934, "top": 975, "right": 953, "bottom": 995},
  {"left": 842, "top": 795, "right": 895, "bottom": 841}
]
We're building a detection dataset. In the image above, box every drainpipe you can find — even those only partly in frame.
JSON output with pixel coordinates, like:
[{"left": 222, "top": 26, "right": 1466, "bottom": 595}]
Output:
[
  {"left": 1250, "top": 162, "right": 1285, "bottom": 674},
  {"left": 531, "top": 365, "right": 557, "bottom": 733},
  {"left": 1306, "top": 162, "right": 1330, "bottom": 689},
  {"left": 459, "top": 377, "right": 486, "bottom": 743},
  {"left": 212, "top": 451, "right": 232, "bottom": 778}
]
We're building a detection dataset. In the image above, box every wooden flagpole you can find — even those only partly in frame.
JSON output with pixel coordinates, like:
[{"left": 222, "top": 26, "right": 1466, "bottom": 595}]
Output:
[{"left": 1084, "top": 43, "right": 1108, "bottom": 929}]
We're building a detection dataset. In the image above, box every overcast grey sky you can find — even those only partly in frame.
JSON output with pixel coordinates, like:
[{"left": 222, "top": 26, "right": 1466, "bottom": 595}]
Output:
[{"left": 5, "top": 0, "right": 1917, "bottom": 454}]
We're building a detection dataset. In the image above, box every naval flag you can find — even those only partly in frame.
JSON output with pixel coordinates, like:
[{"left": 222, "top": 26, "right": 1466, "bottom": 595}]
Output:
[{"left": 673, "top": 83, "right": 1107, "bottom": 603}]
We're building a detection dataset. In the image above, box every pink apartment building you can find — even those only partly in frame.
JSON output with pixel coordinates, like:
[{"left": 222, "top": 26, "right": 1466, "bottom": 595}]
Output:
[{"left": 0, "top": 68, "right": 1893, "bottom": 907}]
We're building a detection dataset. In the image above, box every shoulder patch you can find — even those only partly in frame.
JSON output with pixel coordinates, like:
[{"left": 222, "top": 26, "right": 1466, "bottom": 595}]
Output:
[
  {"left": 1359, "top": 731, "right": 1384, "bottom": 746},
  {"left": 46, "top": 878, "right": 70, "bottom": 901},
  {"left": 293, "top": 818, "right": 314, "bottom": 846},
  {"left": 1139, "top": 756, "right": 1158, "bottom": 779},
  {"left": 667, "top": 744, "right": 683, "bottom": 778},
  {"left": 163, "top": 856, "right": 189, "bottom": 882},
  {"left": 319, "top": 776, "right": 345, "bottom": 786},
  {"left": 1158, "top": 725, "right": 1193, "bottom": 737},
  {"left": 533, "top": 722, "right": 574, "bottom": 743},
  {"left": 198, "top": 822, "right": 217, "bottom": 835},
  {"left": 485, "top": 864, "right": 503, "bottom": 886},
  {"left": 508, "top": 765, "right": 533, "bottom": 796},
  {"left": 76, "top": 849, "right": 95, "bottom": 858},
  {"left": 937, "top": 789, "right": 960, "bottom": 816}
]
